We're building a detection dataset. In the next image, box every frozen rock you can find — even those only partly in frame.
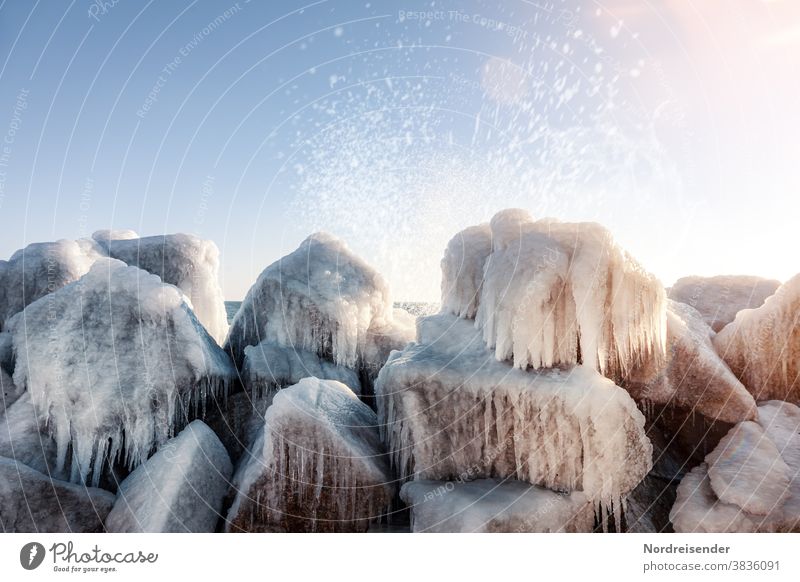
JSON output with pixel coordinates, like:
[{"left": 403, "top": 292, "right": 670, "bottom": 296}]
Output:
[
  {"left": 0, "top": 393, "right": 65, "bottom": 480},
  {"left": 0, "top": 239, "right": 101, "bottom": 330},
  {"left": 669, "top": 275, "right": 781, "bottom": 333},
  {"left": 713, "top": 274, "right": 800, "bottom": 403},
  {"left": 0, "top": 457, "right": 115, "bottom": 533},
  {"left": 400, "top": 478, "right": 594, "bottom": 533},
  {"left": 624, "top": 475, "right": 676, "bottom": 533},
  {"left": 203, "top": 391, "right": 272, "bottom": 462},
  {"left": 105, "top": 421, "right": 232, "bottom": 533},
  {"left": 440, "top": 224, "right": 492, "bottom": 319},
  {"left": 376, "top": 313, "right": 652, "bottom": 521},
  {"left": 442, "top": 210, "right": 666, "bottom": 383},
  {"left": 0, "top": 331, "right": 13, "bottom": 375},
  {"left": 633, "top": 301, "right": 757, "bottom": 424},
  {"left": 225, "top": 233, "right": 409, "bottom": 397},
  {"left": 1, "top": 365, "right": 23, "bottom": 416},
  {"left": 242, "top": 341, "right": 361, "bottom": 397},
  {"left": 6, "top": 258, "right": 236, "bottom": 486},
  {"left": 95, "top": 231, "right": 229, "bottom": 344},
  {"left": 706, "top": 421, "right": 790, "bottom": 515},
  {"left": 670, "top": 401, "right": 800, "bottom": 532},
  {"left": 226, "top": 378, "right": 394, "bottom": 532}
]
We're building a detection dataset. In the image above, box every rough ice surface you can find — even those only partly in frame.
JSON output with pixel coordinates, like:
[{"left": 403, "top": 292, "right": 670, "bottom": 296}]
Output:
[
  {"left": 226, "top": 378, "right": 394, "bottom": 532},
  {"left": 401, "top": 478, "right": 594, "bottom": 533},
  {"left": 440, "top": 224, "right": 492, "bottom": 319},
  {"left": 105, "top": 421, "right": 232, "bottom": 533},
  {"left": 376, "top": 313, "right": 652, "bottom": 522},
  {"left": 713, "top": 274, "right": 800, "bottom": 403},
  {"left": 632, "top": 300, "right": 757, "bottom": 424},
  {"left": 95, "top": 231, "right": 229, "bottom": 344},
  {"left": 443, "top": 210, "right": 666, "bottom": 382},
  {"left": 670, "top": 401, "right": 800, "bottom": 532},
  {"left": 242, "top": 341, "right": 361, "bottom": 397},
  {"left": 0, "top": 239, "right": 101, "bottom": 330},
  {"left": 225, "top": 232, "right": 411, "bottom": 397},
  {"left": 7, "top": 258, "right": 236, "bottom": 486},
  {"left": 0, "top": 393, "right": 65, "bottom": 480},
  {"left": 1, "top": 365, "right": 24, "bottom": 416},
  {"left": 0, "top": 457, "right": 115, "bottom": 533},
  {"left": 669, "top": 275, "right": 781, "bottom": 333}
]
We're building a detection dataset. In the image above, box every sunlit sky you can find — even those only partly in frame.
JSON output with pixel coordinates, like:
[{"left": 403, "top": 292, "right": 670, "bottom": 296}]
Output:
[{"left": 0, "top": 0, "right": 797, "bottom": 300}]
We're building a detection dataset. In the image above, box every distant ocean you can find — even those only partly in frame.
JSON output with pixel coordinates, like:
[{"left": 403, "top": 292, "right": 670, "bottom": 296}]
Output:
[{"left": 224, "top": 301, "right": 439, "bottom": 325}]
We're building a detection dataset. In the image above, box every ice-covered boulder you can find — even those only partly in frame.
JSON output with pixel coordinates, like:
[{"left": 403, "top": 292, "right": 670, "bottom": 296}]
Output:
[
  {"left": 376, "top": 313, "right": 652, "bottom": 520},
  {"left": 713, "top": 274, "right": 800, "bottom": 403},
  {"left": 225, "top": 233, "right": 412, "bottom": 395},
  {"left": 242, "top": 341, "right": 361, "bottom": 397},
  {"left": 0, "top": 393, "right": 65, "bottom": 480},
  {"left": 442, "top": 210, "right": 666, "bottom": 383},
  {"left": 6, "top": 258, "right": 236, "bottom": 486},
  {"left": 0, "top": 458, "right": 115, "bottom": 532},
  {"left": 94, "top": 231, "right": 229, "bottom": 344},
  {"left": 0, "top": 239, "right": 102, "bottom": 330},
  {"left": 632, "top": 301, "right": 757, "bottom": 424},
  {"left": 1, "top": 365, "right": 23, "bottom": 416},
  {"left": 401, "top": 478, "right": 594, "bottom": 533},
  {"left": 105, "top": 421, "right": 232, "bottom": 533},
  {"left": 226, "top": 378, "right": 394, "bottom": 532},
  {"left": 669, "top": 275, "right": 781, "bottom": 333},
  {"left": 670, "top": 401, "right": 800, "bottom": 532},
  {"left": 0, "top": 331, "right": 13, "bottom": 375}
]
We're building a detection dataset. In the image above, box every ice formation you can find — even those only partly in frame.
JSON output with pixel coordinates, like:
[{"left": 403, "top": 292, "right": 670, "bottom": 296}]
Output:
[
  {"left": 670, "top": 401, "right": 800, "bottom": 532},
  {"left": 225, "top": 232, "right": 412, "bottom": 393},
  {"left": 105, "top": 421, "right": 232, "bottom": 533},
  {"left": 95, "top": 231, "right": 229, "bottom": 344},
  {"left": 400, "top": 478, "right": 594, "bottom": 533},
  {"left": 443, "top": 210, "right": 667, "bottom": 382},
  {"left": 669, "top": 275, "right": 781, "bottom": 333},
  {"left": 713, "top": 274, "right": 800, "bottom": 403},
  {"left": 242, "top": 341, "right": 361, "bottom": 397},
  {"left": 6, "top": 258, "right": 236, "bottom": 486},
  {"left": 1, "top": 365, "right": 23, "bottom": 416},
  {"left": 0, "top": 457, "right": 115, "bottom": 533},
  {"left": 632, "top": 301, "right": 757, "bottom": 424},
  {"left": 376, "top": 313, "right": 652, "bottom": 520},
  {"left": 0, "top": 393, "right": 65, "bottom": 480},
  {"left": 0, "top": 239, "right": 101, "bottom": 330},
  {"left": 226, "top": 378, "right": 394, "bottom": 532}
]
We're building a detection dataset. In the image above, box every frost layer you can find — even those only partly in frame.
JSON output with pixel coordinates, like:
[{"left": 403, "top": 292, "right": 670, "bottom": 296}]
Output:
[
  {"left": 225, "top": 232, "right": 411, "bottom": 390},
  {"left": 443, "top": 210, "right": 666, "bottom": 381},
  {"left": 400, "top": 478, "right": 594, "bottom": 533},
  {"left": 0, "top": 457, "right": 115, "bottom": 533},
  {"left": 633, "top": 301, "right": 757, "bottom": 424},
  {"left": 226, "top": 378, "right": 394, "bottom": 532},
  {"left": 669, "top": 275, "right": 780, "bottom": 333},
  {"left": 713, "top": 274, "right": 800, "bottom": 403},
  {"left": 670, "top": 401, "right": 800, "bottom": 532},
  {"left": 376, "top": 313, "right": 652, "bottom": 517},
  {"left": 105, "top": 421, "right": 232, "bottom": 533},
  {"left": 95, "top": 231, "right": 229, "bottom": 344},
  {"left": 0, "top": 239, "right": 101, "bottom": 329},
  {"left": 7, "top": 259, "right": 236, "bottom": 486}
]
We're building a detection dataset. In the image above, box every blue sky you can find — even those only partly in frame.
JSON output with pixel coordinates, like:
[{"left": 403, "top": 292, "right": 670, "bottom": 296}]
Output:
[{"left": 0, "top": 0, "right": 798, "bottom": 300}]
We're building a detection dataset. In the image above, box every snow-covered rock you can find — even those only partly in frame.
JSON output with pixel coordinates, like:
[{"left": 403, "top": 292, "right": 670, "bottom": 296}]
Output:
[
  {"left": 669, "top": 275, "right": 781, "bottom": 333},
  {"left": 242, "top": 341, "right": 361, "bottom": 397},
  {"left": 226, "top": 378, "right": 394, "bottom": 532},
  {"left": 95, "top": 231, "right": 229, "bottom": 344},
  {"left": 442, "top": 210, "right": 666, "bottom": 383},
  {"left": 0, "top": 239, "right": 101, "bottom": 330},
  {"left": 376, "top": 313, "right": 652, "bottom": 521},
  {"left": 6, "top": 258, "right": 236, "bottom": 486},
  {"left": 632, "top": 301, "right": 757, "bottom": 424},
  {"left": 225, "top": 233, "right": 412, "bottom": 396},
  {"left": 400, "top": 478, "right": 594, "bottom": 533},
  {"left": 670, "top": 401, "right": 800, "bottom": 532},
  {"left": 713, "top": 274, "right": 800, "bottom": 403},
  {"left": 105, "top": 421, "right": 232, "bottom": 533},
  {"left": 0, "top": 458, "right": 115, "bottom": 533}
]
